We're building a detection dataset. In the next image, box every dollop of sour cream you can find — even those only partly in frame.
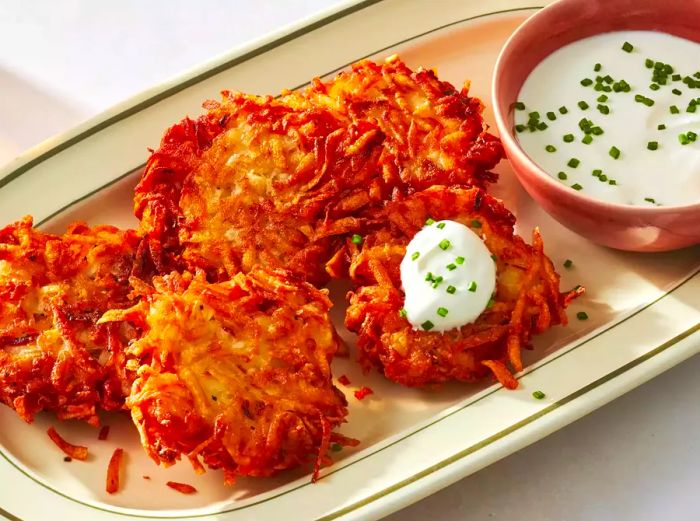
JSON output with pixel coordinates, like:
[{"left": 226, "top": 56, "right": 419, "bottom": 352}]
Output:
[
  {"left": 516, "top": 30, "right": 700, "bottom": 207},
  {"left": 400, "top": 220, "right": 496, "bottom": 332}
]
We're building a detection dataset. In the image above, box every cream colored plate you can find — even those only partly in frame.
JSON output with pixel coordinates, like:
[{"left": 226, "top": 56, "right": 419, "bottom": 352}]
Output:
[{"left": 0, "top": 1, "right": 698, "bottom": 520}]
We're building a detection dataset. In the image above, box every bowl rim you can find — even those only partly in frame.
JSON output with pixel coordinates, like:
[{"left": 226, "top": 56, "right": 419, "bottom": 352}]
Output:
[{"left": 491, "top": 0, "right": 700, "bottom": 217}]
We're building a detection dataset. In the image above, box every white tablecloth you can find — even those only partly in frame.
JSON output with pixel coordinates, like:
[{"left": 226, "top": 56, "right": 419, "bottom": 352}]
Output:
[{"left": 1, "top": 2, "right": 698, "bottom": 520}]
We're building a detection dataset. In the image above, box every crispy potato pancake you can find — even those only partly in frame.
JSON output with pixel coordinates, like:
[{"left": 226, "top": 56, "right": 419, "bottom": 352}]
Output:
[
  {"left": 135, "top": 57, "right": 503, "bottom": 285},
  {"left": 343, "top": 186, "right": 583, "bottom": 388},
  {"left": 281, "top": 55, "right": 503, "bottom": 191},
  {"left": 100, "top": 267, "right": 350, "bottom": 482},
  {"left": 0, "top": 217, "right": 140, "bottom": 425}
]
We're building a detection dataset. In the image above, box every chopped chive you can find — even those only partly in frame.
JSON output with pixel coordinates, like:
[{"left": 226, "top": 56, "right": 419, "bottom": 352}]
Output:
[
  {"left": 609, "top": 179, "right": 617, "bottom": 186},
  {"left": 594, "top": 63, "right": 602, "bottom": 72},
  {"left": 559, "top": 106, "right": 569, "bottom": 114},
  {"left": 580, "top": 78, "right": 593, "bottom": 86},
  {"left": 567, "top": 158, "right": 580, "bottom": 168},
  {"left": 563, "top": 259, "right": 573, "bottom": 268},
  {"left": 645, "top": 58, "right": 654, "bottom": 68},
  {"left": 672, "top": 88, "right": 682, "bottom": 96},
  {"left": 688, "top": 104, "right": 697, "bottom": 113},
  {"left": 576, "top": 311, "right": 589, "bottom": 320},
  {"left": 468, "top": 281, "right": 477, "bottom": 292},
  {"left": 446, "top": 285, "right": 456, "bottom": 294},
  {"left": 487, "top": 297, "right": 496, "bottom": 309},
  {"left": 537, "top": 121, "right": 548, "bottom": 130},
  {"left": 471, "top": 220, "right": 482, "bottom": 228},
  {"left": 657, "top": 123, "right": 666, "bottom": 130},
  {"left": 591, "top": 126, "right": 604, "bottom": 135},
  {"left": 446, "top": 263, "right": 457, "bottom": 271},
  {"left": 609, "top": 146, "right": 621, "bottom": 159},
  {"left": 425, "top": 272, "right": 434, "bottom": 282},
  {"left": 455, "top": 256, "right": 465, "bottom": 265},
  {"left": 597, "top": 104, "right": 610, "bottom": 115},
  {"left": 514, "top": 101, "right": 526, "bottom": 110},
  {"left": 425, "top": 218, "right": 435, "bottom": 226},
  {"left": 491, "top": 254, "right": 497, "bottom": 262},
  {"left": 688, "top": 131, "right": 698, "bottom": 142},
  {"left": 411, "top": 252, "right": 420, "bottom": 261},
  {"left": 582, "top": 134, "right": 593, "bottom": 145},
  {"left": 545, "top": 144, "right": 557, "bottom": 153},
  {"left": 421, "top": 320, "right": 434, "bottom": 331},
  {"left": 647, "top": 141, "right": 658, "bottom": 151},
  {"left": 398, "top": 308, "right": 408, "bottom": 318},
  {"left": 672, "top": 73, "right": 682, "bottom": 81},
  {"left": 622, "top": 41, "right": 633, "bottom": 52},
  {"left": 436, "top": 222, "right": 446, "bottom": 229},
  {"left": 546, "top": 111, "right": 557, "bottom": 121},
  {"left": 670, "top": 105, "right": 680, "bottom": 114},
  {"left": 437, "top": 307, "right": 448, "bottom": 317},
  {"left": 563, "top": 133, "right": 575, "bottom": 143},
  {"left": 578, "top": 100, "right": 589, "bottom": 110},
  {"left": 679, "top": 133, "right": 690, "bottom": 145},
  {"left": 597, "top": 94, "right": 608, "bottom": 102},
  {"left": 649, "top": 83, "right": 660, "bottom": 91},
  {"left": 331, "top": 443, "right": 343, "bottom": 452},
  {"left": 351, "top": 234, "right": 363, "bottom": 245},
  {"left": 571, "top": 183, "right": 583, "bottom": 191},
  {"left": 644, "top": 197, "right": 656, "bottom": 203},
  {"left": 439, "top": 239, "right": 451, "bottom": 251},
  {"left": 557, "top": 172, "right": 568, "bottom": 180},
  {"left": 592, "top": 169, "right": 602, "bottom": 177},
  {"left": 529, "top": 111, "right": 540, "bottom": 120},
  {"left": 603, "top": 74, "right": 613, "bottom": 84},
  {"left": 532, "top": 390, "right": 546, "bottom": 400},
  {"left": 599, "top": 174, "right": 608, "bottom": 182},
  {"left": 515, "top": 124, "right": 526, "bottom": 133}
]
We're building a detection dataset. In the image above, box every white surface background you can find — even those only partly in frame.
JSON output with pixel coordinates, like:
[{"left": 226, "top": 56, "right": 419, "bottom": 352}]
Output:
[{"left": 0, "top": 1, "right": 698, "bottom": 520}]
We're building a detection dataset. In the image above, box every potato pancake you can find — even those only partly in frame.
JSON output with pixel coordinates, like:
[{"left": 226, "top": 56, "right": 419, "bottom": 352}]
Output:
[
  {"left": 100, "top": 267, "right": 350, "bottom": 482},
  {"left": 344, "top": 186, "right": 582, "bottom": 388},
  {"left": 0, "top": 217, "right": 140, "bottom": 425}
]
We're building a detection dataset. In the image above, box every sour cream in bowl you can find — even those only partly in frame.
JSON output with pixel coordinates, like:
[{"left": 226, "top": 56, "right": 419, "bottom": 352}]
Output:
[{"left": 492, "top": 0, "right": 700, "bottom": 252}]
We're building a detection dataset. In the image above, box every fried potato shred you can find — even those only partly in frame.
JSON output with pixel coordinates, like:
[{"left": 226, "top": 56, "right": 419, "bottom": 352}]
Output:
[
  {"left": 0, "top": 217, "right": 141, "bottom": 425},
  {"left": 47, "top": 426, "right": 89, "bottom": 461},
  {"left": 344, "top": 186, "right": 583, "bottom": 387},
  {"left": 100, "top": 267, "right": 350, "bottom": 482},
  {"left": 106, "top": 447, "right": 124, "bottom": 494}
]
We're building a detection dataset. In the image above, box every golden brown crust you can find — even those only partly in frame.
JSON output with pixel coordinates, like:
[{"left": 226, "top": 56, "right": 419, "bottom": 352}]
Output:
[
  {"left": 343, "top": 186, "right": 583, "bottom": 388},
  {"left": 100, "top": 267, "right": 349, "bottom": 482},
  {"left": 134, "top": 57, "right": 503, "bottom": 285},
  {"left": 0, "top": 217, "right": 141, "bottom": 425}
]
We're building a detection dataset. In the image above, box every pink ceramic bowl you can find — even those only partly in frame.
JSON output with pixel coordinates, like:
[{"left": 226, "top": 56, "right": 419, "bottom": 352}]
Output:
[{"left": 492, "top": 0, "right": 700, "bottom": 252}]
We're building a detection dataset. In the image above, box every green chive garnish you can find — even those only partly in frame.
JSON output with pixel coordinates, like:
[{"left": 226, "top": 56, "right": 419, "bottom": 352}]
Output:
[
  {"left": 351, "top": 234, "right": 363, "bottom": 245},
  {"left": 597, "top": 94, "right": 608, "bottom": 102},
  {"left": 609, "top": 146, "right": 621, "bottom": 159},
  {"left": 592, "top": 169, "right": 602, "bottom": 177},
  {"left": 577, "top": 311, "right": 589, "bottom": 320},
  {"left": 594, "top": 63, "right": 602, "bottom": 72},
  {"left": 647, "top": 141, "right": 658, "bottom": 151},
  {"left": 644, "top": 197, "right": 656, "bottom": 203},
  {"left": 455, "top": 256, "right": 465, "bottom": 265},
  {"left": 515, "top": 124, "right": 526, "bottom": 133},
  {"left": 559, "top": 106, "right": 569, "bottom": 114},
  {"left": 546, "top": 111, "right": 557, "bottom": 121},
  {"left": 487, "top": 297, "right": 496, "bottom": 309},
  {"left": 650, "top": 83, "right": 660, "bottom": 91},
  {"left": 597, "top": 104, "right": 610, "bottom": 115},
  {"left": 567, "top": 158, "right": 580, "bottom": 168},
  {"left": 398, "top": 308, "right": 408, "bottom": 318},
  {"left": 437, "top": 222, "right": 446, "bottom": 229},
  {"left": 621, "top": 41, "right": 633, "bottom": 52},
  {"left": 581, "top": 78, "right": 593, "bottom": 86},
  {"left": 582, "top": 135, "right": 593, "bottom": 145},
  {"left": 425, "top": 218, "right": 435, "bottom": 226},
  {"left": 563, "top": 134, "right": 575, "bottom": 143},
  {"left": 468, "top": 281, "right": 477, "bottom": 292},
  {"left": 514, "top": 101, "right": 526, "bottom": 110},
  {"left": 411, "top": 252, "right": 420, "bottom": 261},
  {"left": 437, "top": 307, "right": 448, "bottom": 317},
  {"left": 421, "top": 320, "right": 434, "bottom": 331},
  {"left": 439, "top": 239, "right": 451, "bottom": 251},
  {"left": 545, "top": 144, "right": 557, "bottom": 153},
  {"left": 672, "top": 88, "right": 682, "bottom": 96},
  {"left": 563, "top": 259, "right": 573, "bottom": 268},
  {"left": 425, "top": 272, "right": 434, "bottom": 282},
  {"left": 471, "top": 220, "right": 482, "bottom": 228},
  {"left": 532, "top": 390, "right": 546, "bottom": 400},
  {"left": 609, "top": 179, "right": 617, "bottom": 185},
  {"left": 679, "top": 133, "right": 690, "bottom": 145},
  {"left": 446, "top": 263, "right": 457, "bottom": 271},
  {"left": 599, "top": 174, "right": 608, "bottom": 182},
  {"left": 657, "top": 124, "right": 666, "bottom": 130},
  {"left": 331, "top": 443, "right": 343, "bottom": 452},
  {"left": 571, "top": 183, "right": 583, "bottom": 191},
  {"left": 645, "top": 58, "right": 654, "bottom": 68},
  {"left": 537, "top": 122, "right": 548, "bottom": 130},
  {"left": 688, "top": 131, "right": 698, "bottom": 142},
  {"left": 670, "top": 105, "right": 680, "bottom": 114},
  {"left": 672, "top": 73, "right": 682, "bottom": 81},
  {"left": 557, "top": 172, "right": 568, "bottom": 180},
  {"left": 578, "top": 100, "right": 589, "bottom": 110},
  {"left": 446, "top": 285, "right": 456, "bottom": 294}
]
